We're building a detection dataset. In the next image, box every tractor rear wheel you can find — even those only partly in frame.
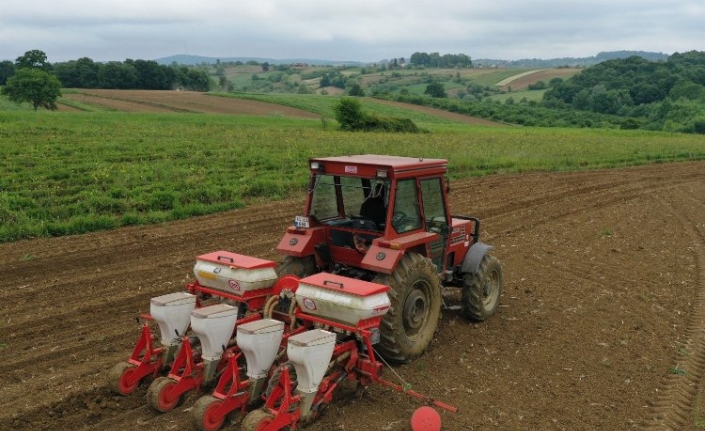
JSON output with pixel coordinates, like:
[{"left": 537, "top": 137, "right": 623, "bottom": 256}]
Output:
[
  {"left": 276, "top": 255, "right": 316, "bottom": 278},
  {"left": 374, "top": 253, "right": 441, "bottom": 364},
  {"left": 192, "top": 395, "right": 225, "bottom": 431},
  {"left": 108, "top": 362, "right": 139, "bottom": 395},
  {"left": 241, "top": 409, "right": 275, "bottom": 431},
  {"left": 462, "top": 254, "right": 503, "bottom": 321},
  {"left": 147, "top": 377, "right": 181, "bottom": 412}
]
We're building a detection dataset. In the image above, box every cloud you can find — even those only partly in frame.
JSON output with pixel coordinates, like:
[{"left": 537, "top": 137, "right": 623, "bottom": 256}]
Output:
[{"left": 0, "top": 0, "right": 702, "bottom": 62}]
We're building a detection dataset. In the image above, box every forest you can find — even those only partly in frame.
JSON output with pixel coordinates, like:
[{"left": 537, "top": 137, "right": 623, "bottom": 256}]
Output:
[{"left": 540, "top": 51, "right": 705, "bottom": 132}]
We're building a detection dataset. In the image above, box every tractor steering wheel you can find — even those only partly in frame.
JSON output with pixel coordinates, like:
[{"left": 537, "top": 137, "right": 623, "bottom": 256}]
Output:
[{"left": 392, "top": 211, "right": 407, "bottom": 228}]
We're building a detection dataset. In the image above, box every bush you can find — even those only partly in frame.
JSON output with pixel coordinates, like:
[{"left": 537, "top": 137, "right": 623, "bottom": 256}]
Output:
[
  {"left": 361, "top": 116, "right": 421, "bottom": 133},
  {"left": 347, "top": 83, "right": 365, "bottom": 96},
  {"left": 621, "top": 118, "right": 642, "bottom": 130},
  {"left": 333, "top": 97, "right": 422, "bottom": 133},
  {"left": 693, "top": 117, "right": 705, "bottom": 134},
  {"left": 333, "top": 97, "right": 365, "bottom": 131}
]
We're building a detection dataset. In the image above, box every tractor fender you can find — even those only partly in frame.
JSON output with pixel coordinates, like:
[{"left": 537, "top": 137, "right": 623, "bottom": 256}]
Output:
[{"left": 460, "top": 242, "right": 493, "bottom": 275}]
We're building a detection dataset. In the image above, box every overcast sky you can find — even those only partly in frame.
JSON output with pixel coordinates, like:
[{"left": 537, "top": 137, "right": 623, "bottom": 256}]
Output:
[{"left": 1, "top": 0, "right": 703, "bottom": 63}]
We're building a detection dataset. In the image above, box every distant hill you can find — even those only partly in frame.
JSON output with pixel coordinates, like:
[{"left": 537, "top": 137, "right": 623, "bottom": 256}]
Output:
[
  {"left": 155, "top": 54, "right": 365, "bottom": 67},
  {"left": 158, "top": 51, "right": 670, "bottom": 69},
  {"left": 474, "top": 51, "right": 669, "bottom": 68}
]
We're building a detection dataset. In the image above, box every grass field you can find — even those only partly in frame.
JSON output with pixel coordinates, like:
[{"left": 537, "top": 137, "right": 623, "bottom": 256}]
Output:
[
  {"left": 487, "top": 89, "right": 547, "bottom": 103},
  {"left": 2, "top": 109, "right": 704, "bottom": 243}
]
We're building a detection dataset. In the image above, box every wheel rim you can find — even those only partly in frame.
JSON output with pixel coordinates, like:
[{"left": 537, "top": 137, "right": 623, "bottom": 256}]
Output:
[
  {"left": 256, "top": 417, "right": 272, "bottom": 431},
  {"left": 482, "top": 268, "right": 500, "bottom": 308},
  {"left": 119, "top": 366, "right": 137, "bottom": 394},
  {"left": 157, "top": 380, "right": 179, "bottom": 411},
  {"left": 202, "top": 401, "right": 224, "bottom": 431},
  {"left": 403, "top": 280, "right": 431, "bottom": 336}
]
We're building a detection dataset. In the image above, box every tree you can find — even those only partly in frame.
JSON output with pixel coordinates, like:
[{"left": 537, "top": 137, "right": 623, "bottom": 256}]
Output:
[
  {"left": 1, "top": 68, "right": 62, "bottom": 110},
  {"left": 262, "top": 62, "right": 270, "bottom": 72},
  {"left": 0, "top": 60, "right": 14, "bottom": 85},
  {"left": 425, "top": 81, "right": 446, "bottom": 98},
  {"left": 347, "top": 82, "right": 365, "bottom": 97},
  {"left": 98, "top": 62, "right": 138, "bottom": 89},
  {"left": 75, "top": 57, "right": 100, "bottom": 88},
  {"left": 15, "top": 49, "right": 51, "bottom": 71}
]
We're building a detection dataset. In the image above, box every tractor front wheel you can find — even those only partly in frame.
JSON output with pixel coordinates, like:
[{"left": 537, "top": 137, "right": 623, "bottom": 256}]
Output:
[
  {"left": 192, "top": 395, "right": 225, "bottom": 431},
  {"left": 147, "top": 377, "right": 181, "bottom": 412},
  {"left": 462, "top": 254, "right": 503, "bottom": 321},
  {"left": 374, "top": 253, "right": 442, "bottom": 364},
  {"left": 108, "top": 362, "right": 139, "bottom": 395},
  {"left": 241, "top": 409, "right": 275, "bottom": 431}
]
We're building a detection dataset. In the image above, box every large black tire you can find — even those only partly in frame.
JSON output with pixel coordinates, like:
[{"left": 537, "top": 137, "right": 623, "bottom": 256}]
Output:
[
  {"left": 276, "top": 255, "right": 317, "bottom": 278},
  {"left": 462, "top": 254, "right": 503, "bottom": 321},
  {"left": 374, "top": 253, "right": 442, "bottom": 364},
  {"left": 241, "top": 409, "right": 275, "bottom": 431}
]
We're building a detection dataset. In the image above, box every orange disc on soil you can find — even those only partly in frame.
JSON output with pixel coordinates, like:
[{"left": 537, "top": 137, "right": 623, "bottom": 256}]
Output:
[{"left": 410, "top": 406, "right": 441, "bottom": 431}]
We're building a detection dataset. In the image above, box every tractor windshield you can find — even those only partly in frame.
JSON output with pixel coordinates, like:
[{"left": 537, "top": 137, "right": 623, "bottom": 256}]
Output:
[{"left": 309, "top": 174, "right": 390, "bottom": 230}]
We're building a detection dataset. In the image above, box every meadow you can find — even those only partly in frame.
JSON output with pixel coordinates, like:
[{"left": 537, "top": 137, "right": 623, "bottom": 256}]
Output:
[{"left": 1, "top": 109, "right": 704, "bottom": 243}]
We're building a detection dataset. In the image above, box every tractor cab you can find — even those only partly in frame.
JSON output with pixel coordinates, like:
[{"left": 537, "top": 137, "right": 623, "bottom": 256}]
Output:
[{"left": 278, "top": 155, "right": 475, "bottom": 279}]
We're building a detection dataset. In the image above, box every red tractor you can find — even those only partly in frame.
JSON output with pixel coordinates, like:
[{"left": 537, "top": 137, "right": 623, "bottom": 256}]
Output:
[{"left": 276, "top": 155, "right": 503, "bottom": 363}]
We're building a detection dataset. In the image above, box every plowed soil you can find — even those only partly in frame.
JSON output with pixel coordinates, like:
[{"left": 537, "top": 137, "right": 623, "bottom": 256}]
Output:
[
  {"left": 59, "top": 90, "right": 321, "bottom": 117},
  {"left": 2, "top": 161, "right": 704, "bottom": 431},
  {"left": 58, "top": 89, "right": 502, "bottom": 125}
]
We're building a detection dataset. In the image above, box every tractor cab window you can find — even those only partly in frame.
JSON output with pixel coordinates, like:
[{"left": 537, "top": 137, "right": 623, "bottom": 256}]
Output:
[
  {"left": 309, "top": 174, "right": 339, "bottom": 220},
  {"left": 420, "top": 177, "right": 448, "bottom": 232},
  {"left": 309, "top": 174, "right": 389, "bottom": 230},
  {"left": 392, "top": 179, "right": 422, "bottom": 233}
]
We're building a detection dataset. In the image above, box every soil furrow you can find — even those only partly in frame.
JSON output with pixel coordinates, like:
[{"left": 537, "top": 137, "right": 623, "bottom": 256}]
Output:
[{"left": 643, "top": 186, "right": 705, "bottom": 430}]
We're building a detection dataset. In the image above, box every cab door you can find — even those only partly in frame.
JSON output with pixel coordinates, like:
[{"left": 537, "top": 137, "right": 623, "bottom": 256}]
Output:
[{"left": 420, "top": 177, "right": 450, "bottom": 270}]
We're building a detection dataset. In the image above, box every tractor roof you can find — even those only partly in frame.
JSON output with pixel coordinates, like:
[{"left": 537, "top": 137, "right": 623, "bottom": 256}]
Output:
[{"left": 310, "top": 155, "right": 447, "bottom": 177}]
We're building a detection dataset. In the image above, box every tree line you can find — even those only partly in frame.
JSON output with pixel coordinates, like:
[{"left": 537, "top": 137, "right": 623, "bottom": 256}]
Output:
[
  {"left": 542, "top": 51, "right": 705, "bottom": 132},
  {"left": 1, "top": 50, "right": 211, "bottom": 91},
  {"left": 408, "top": 52, "right": 472, "bottom": 68}
]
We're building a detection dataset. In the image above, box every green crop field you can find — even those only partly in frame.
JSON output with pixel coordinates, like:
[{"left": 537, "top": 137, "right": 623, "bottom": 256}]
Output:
[
  {"left": 1, "top": 110, "right": 704, "bottom": 243},
  {"left": 487, "top": 89, "right": 547, "bottom": 103}
]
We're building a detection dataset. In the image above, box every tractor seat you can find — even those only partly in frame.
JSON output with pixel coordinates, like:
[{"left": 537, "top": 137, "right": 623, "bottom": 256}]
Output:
[{"left": 359, "top": 183, "right": 387, "bottom": 228}]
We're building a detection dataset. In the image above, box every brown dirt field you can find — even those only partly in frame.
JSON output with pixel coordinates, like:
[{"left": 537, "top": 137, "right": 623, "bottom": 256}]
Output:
[
  {"left": 499, "top": 68, "right": 581, "bottom": 91},
  {"left": 2, "top": 161, "right": 704, "bottom": 431},
  {"left": 59, "top": 90, "right": 321, "bottom": 118},
  {"left": 58, "top": 89, "right": 502, "bottom": 126}
]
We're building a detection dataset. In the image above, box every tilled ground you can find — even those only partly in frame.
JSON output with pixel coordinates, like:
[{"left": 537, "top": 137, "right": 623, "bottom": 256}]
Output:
[
  {"left": 58, "top": 89, "right": 503, "bottom": 126},
  {"left": 1, "top": 162, "right": 704, "bottom": 431},
  {"left": 60, "top": 90, "right": 321, "bottom": 117}
]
